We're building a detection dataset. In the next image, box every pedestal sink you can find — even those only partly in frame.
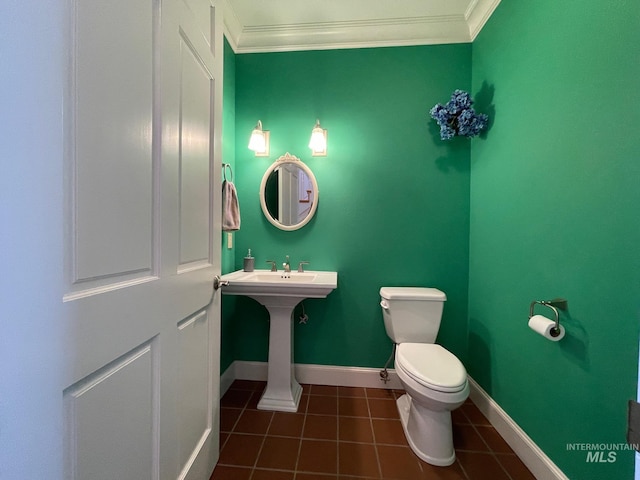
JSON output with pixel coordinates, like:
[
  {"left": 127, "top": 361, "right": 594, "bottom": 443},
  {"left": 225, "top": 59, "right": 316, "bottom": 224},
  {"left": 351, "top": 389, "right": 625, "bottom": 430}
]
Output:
[{"left": 220, "top": 269, "right": 338, "bottom": 412}]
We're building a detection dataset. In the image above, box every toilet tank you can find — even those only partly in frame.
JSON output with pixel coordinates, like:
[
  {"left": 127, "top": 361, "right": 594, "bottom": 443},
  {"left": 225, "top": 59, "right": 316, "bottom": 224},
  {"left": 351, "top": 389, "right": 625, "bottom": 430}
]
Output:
[{"left": 379, "top": 287, "right": 447, "bottom": 344}]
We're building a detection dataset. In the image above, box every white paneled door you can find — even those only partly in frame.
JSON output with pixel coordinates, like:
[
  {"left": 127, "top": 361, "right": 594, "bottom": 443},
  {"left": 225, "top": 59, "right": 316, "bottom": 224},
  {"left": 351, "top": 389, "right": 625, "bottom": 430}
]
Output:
[{"left": 4, "top": 0, "right": 224, "bottom": 479}]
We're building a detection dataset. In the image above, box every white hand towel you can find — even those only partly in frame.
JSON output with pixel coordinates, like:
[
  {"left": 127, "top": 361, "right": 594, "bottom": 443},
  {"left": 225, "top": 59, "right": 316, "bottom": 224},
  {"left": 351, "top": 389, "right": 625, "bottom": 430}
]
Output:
[{"left": 222, "top": 180, "right": 241, "bottom": 231}]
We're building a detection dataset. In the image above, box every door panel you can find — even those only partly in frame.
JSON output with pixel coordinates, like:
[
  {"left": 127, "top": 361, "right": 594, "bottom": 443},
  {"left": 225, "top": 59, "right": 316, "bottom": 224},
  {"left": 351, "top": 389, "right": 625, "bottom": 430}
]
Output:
[
  {"left": 73, "top": 0, "right": 154, "bottom": 285},
  {"left": 62, "top": 0, "right": 223, "bottom": 479},
  {"left": 179, "top": 35, "right": 213, "bottom": 267},
  {"left": 177, "top": 310, "right": 211, "bottom": 475},
  {"left": 64, "top": 341, "right": 157, "bottom": 480}
]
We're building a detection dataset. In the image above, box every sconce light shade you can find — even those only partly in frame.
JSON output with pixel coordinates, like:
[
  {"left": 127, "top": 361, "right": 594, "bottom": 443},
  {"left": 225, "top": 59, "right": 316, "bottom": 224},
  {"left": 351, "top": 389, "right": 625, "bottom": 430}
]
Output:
[
  {"left": 309, "top": 119, "right": 327, "bottom": 156},
  {"left": 248, "top": 120, "right": 270, "bottom": 156}
]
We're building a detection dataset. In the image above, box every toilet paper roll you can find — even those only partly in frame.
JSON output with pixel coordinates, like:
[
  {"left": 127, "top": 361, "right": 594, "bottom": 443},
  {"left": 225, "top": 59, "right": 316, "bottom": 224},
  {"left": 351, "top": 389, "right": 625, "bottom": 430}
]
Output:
[{"left": 528, "top": 315, "right": 565, "bottom": 341}]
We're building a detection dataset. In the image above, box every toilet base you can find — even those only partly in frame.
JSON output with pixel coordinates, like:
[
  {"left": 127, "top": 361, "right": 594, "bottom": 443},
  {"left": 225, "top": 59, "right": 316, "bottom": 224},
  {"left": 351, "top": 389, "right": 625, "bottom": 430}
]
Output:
[{"left": 396, "top": 394, "right": 456, "bottom": 467}]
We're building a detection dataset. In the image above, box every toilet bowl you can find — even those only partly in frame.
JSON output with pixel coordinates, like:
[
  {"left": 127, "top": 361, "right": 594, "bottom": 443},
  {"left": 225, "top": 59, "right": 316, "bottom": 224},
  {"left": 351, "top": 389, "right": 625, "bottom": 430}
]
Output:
[
  {"left": 379, "top": 286, "right": 468, "bottom": 466},
  {"left": 394, "top": 343, "right": 469, "bottom": 466}
]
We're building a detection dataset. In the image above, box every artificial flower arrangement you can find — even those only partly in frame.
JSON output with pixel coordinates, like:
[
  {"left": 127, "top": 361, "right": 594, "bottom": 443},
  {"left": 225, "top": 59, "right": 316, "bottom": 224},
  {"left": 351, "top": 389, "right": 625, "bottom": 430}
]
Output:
[{"left": 429, "top": 90, "right": 488, "bottom": 140}]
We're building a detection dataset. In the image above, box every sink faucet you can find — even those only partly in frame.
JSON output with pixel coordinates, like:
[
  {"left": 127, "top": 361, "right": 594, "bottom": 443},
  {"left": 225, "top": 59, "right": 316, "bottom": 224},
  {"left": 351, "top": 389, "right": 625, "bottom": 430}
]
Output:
[
  {"left": 266, "top": 260, "right": 277, "bottom": 272},
  {"left": 283, "top": 255, "right": 291, "bottom": 273}
]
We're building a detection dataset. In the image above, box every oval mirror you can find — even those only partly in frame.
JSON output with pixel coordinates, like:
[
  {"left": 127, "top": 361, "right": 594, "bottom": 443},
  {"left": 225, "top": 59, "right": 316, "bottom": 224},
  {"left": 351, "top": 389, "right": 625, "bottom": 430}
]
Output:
[{"left": 259, "top": 153, "right": 319, "bottom": 231}]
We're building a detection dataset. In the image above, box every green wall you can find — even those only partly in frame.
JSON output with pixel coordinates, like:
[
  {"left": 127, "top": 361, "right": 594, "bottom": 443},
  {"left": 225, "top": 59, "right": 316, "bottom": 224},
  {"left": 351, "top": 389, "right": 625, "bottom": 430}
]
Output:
[
  {"left": 220, "top": 38, "right": 237, "bottom": 372},
  {"left": 221, "top": 2, "right": 640, "bottom": 477},
  {"left": 222, "top": 38, "right": 237, "bottom": 275},
  {"left": 227, "top": 45, "right": 472, "bottom": 369},
  {"left": 469, "top": 1, "right": 640, "bottom": 478}
]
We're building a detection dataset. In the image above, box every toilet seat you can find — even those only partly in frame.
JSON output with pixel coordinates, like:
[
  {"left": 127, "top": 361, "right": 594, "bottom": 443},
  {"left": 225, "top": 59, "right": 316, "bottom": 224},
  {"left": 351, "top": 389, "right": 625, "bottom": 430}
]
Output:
[{"left": 396, "top": 343, "right": 467, "bottom": 393}]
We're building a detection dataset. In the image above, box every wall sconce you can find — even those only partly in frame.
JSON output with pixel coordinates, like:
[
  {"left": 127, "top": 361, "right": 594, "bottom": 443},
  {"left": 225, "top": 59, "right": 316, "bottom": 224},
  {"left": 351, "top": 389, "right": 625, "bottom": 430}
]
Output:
[
  {"left": 308, "top": 119, "right": 327, "bottom": 157},
  {"left": 248, "top": 120, "right": 270, "bottom": 157}
]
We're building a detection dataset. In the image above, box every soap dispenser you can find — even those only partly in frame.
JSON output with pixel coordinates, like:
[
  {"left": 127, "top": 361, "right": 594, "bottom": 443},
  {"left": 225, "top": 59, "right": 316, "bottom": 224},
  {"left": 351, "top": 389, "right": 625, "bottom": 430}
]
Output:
[{"left": 243, "top": 249, "right": 254, "bottom": 272}]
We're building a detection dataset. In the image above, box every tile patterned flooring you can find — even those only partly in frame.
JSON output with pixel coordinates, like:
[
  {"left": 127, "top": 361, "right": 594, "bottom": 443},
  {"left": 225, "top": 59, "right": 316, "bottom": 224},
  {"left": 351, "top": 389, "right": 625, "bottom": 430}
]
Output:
[{"left": 211, "top": 380, "right": 536, "bottom": 480}]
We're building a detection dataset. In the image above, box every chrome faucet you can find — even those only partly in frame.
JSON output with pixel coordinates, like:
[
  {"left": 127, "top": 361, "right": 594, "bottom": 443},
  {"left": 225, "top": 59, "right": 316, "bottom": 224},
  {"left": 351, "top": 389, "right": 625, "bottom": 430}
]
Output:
[
  {"left": 283, "top": 255, "right": 291, "bottom": 273},
  {"left": 266, "top": 260, "right": 277, "bottom": 272}
]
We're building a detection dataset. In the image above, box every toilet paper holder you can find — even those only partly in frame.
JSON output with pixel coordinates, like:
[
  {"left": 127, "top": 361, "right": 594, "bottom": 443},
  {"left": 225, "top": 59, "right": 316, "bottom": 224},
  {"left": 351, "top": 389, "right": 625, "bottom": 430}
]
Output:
[{"left": 529, "top": 298, "right": 567, "bottom": 337}]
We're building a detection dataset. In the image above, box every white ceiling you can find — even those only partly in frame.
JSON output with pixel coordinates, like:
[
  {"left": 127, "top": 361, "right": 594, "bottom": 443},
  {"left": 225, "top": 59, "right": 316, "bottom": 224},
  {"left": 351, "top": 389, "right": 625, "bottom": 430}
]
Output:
[{"left": 222, "top": 0, "right": 501, "bottom": 53}]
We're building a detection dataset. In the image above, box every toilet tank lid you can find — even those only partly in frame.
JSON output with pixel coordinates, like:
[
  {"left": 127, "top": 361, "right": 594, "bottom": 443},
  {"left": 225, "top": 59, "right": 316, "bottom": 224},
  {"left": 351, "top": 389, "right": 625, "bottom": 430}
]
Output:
[{"left": 379, "top": 287, "right": 446, "bottom": 301}]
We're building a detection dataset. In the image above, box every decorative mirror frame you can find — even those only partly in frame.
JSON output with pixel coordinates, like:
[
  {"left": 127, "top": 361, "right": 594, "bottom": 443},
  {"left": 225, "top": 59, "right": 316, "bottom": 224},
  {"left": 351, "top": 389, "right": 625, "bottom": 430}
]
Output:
[{"left": 259, "top": 152, "right": 319, "bottom": 231}]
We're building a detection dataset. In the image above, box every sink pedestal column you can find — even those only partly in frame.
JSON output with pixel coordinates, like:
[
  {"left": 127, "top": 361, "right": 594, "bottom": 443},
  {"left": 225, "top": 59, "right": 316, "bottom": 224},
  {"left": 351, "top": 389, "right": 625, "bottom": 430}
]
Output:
[
  {"left": 253, "top": 297, "right": 302, "bottom": 412},
  {"left": 221, "top": 270, "right": 337, "bottom": 413}
]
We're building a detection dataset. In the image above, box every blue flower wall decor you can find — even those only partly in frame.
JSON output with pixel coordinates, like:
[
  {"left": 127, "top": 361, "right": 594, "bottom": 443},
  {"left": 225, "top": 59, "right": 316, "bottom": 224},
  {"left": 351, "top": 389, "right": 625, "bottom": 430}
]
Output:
[{"left": 429, "top": 90, "right": 488, "bottom": 140}]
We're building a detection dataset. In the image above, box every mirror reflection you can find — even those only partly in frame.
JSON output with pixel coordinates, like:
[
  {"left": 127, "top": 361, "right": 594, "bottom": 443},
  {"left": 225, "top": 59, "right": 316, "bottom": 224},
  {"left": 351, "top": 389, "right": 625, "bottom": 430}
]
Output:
[
  {"left": 264, "top": 164, "right": 314, "bottom": 225},
  {"left": 260, "top": 153, "right": 319, "bottom": 231}
]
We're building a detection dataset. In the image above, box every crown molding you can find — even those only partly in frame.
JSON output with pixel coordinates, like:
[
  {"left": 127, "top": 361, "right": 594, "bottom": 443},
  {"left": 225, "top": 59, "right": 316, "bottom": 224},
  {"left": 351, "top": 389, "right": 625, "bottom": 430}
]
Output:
[
  {"left": 223, "top": 0, "right": 501, "bottom": 54},
  {"left": 221, "top": 0, "right": 240, "bottom": 52},
  {"left": 468, "top": 0, "right": 502, "bottom": 41}
]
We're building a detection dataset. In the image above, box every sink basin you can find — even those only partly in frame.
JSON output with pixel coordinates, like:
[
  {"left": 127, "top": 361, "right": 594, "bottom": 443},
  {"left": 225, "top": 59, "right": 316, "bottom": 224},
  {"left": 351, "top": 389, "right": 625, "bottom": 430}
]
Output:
[
  {"left": 220, "top": 268, "right": 338, "bottom": 412},
  {"left": 221, "top": 269, "right": 337, "bottom": 299},
  {"left": 254, "top": 272, "right": 316, "bottom": 283}
]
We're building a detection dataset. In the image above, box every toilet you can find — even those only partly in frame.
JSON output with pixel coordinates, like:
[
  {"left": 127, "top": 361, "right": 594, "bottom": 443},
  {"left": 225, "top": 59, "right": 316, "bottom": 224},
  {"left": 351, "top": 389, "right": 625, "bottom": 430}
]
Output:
[{"left": 380, "top": 287, "right": 469, "bottom": 466}]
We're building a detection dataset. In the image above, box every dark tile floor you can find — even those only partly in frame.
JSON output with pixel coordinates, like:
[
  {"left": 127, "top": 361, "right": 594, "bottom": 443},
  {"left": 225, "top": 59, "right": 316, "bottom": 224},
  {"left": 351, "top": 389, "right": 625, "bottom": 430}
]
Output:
[{"left": 211, "top": 380, "right": 536, "bottom": 480}]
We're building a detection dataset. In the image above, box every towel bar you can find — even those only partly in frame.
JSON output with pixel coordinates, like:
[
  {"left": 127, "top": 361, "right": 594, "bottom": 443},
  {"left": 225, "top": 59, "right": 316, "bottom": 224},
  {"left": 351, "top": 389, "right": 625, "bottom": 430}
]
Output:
[{"left": 222, "top": 163, "right": 233, "bottom": 182}]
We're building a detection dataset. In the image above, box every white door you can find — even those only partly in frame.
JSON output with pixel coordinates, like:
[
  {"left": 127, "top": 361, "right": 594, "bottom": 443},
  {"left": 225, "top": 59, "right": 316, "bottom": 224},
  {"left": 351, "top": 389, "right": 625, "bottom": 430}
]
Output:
[
  {"left": 279, "top": 165, "right": 300, "bottom": 225},
  {"left": 0, "top": 0, "right": 223, "bottom": 479}
]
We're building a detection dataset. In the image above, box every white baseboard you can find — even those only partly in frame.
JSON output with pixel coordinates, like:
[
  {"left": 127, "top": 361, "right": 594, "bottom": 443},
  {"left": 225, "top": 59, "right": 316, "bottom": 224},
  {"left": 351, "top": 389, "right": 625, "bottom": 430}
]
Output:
[
  {"left": 219, "top": 361, "right": 237, "bottom": 396},
  {"left": 220, "top": 360, "right": 402, "bottom": 396},
  {"left": 220, "top": 361, "right": 567, "bottom": 480},
  {"left": 295, "top": 362, "right": 404, "bottom": 390},
  {"left": 468, "top": 377, "right": 568, "bottom": 480}
]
